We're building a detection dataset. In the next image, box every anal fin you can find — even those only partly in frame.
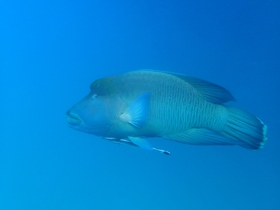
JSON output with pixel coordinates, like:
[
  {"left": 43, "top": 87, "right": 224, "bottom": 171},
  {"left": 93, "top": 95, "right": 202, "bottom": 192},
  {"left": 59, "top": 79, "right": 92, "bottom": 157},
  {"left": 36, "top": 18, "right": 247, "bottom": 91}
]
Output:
[
  {"left": 164, "top": 128, "right": 238, "bottom": 146},
  {"left": 128, "top": 136, "right": 171, "bottom": 155}
]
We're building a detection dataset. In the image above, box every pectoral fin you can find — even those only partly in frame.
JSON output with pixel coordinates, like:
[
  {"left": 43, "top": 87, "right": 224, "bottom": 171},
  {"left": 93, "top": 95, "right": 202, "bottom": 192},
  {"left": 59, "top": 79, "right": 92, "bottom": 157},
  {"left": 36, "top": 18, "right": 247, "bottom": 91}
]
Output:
[{"left": 120, "top": 93, "right": 151, "bottom": 128}]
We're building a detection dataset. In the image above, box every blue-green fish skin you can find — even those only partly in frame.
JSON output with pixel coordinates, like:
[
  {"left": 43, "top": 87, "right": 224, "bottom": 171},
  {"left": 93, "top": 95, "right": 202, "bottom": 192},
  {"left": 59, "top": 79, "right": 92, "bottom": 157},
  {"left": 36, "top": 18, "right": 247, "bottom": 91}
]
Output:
[{"left": 66, "top": 70, "right": 267, "bottom": 151}]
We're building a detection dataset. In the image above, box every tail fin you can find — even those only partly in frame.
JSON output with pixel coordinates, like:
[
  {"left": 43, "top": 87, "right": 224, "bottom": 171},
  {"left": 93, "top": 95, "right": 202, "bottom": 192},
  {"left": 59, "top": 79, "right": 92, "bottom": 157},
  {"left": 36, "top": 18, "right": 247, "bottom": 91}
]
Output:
[{"left": 220, "top": 106, "right": 267, "bottom": 150}]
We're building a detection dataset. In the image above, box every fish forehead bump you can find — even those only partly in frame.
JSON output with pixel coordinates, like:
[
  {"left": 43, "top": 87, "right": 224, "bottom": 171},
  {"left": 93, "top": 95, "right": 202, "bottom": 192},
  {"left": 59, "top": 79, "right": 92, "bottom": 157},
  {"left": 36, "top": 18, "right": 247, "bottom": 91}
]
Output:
[
  {"left": 114, "top": 71, "right": 183, "bottom": 89},
  {"left": 88, "top": 70, "right": 234, "bottom": 105}
]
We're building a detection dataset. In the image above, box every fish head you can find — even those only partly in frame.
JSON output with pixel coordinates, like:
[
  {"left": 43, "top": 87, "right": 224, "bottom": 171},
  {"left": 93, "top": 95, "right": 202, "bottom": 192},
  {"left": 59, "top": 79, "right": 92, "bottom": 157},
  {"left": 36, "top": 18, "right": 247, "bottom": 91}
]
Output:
[{"left": 66, "top": 91, "right": 124, "bottom": 136}]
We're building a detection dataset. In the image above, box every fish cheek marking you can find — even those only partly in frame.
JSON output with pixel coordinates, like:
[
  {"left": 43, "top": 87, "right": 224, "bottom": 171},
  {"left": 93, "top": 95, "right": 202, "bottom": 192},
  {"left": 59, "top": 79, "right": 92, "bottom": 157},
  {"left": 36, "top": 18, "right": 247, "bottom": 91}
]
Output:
[{"left": 106, "top": 97, "right": 128, "bottom": 134}]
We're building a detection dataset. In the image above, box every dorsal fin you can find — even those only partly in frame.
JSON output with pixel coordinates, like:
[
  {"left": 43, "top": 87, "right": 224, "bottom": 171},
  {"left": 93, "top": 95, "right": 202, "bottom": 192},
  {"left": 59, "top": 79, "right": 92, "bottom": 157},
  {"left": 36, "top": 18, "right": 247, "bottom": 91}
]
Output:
[
  {"left": 169, "top": 73, "right": 235, "bottom": 104},
  {"left": 131, "top": 70, "right": 235, "bottom": 104}
]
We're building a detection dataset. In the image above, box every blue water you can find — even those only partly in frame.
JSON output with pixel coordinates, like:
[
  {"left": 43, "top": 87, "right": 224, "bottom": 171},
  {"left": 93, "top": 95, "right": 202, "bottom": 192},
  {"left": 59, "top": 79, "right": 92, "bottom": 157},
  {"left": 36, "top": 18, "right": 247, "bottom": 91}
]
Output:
[{"left": 1, "top": 1, "right": 279, "bottom": 209}]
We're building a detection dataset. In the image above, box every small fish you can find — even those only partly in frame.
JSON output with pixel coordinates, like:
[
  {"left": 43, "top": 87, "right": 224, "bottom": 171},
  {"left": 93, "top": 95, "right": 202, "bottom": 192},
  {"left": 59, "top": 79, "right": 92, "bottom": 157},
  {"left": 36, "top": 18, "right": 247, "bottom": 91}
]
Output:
[{"left": 66, "top": 70, "right": 267, "bottom": 155}]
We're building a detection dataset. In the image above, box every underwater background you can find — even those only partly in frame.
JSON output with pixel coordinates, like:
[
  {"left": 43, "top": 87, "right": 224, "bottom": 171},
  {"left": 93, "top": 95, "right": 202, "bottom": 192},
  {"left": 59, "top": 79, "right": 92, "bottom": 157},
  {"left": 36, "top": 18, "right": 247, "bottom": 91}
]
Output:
[{"left": 1, "top": 1, "right": 279, "bottom": 209}]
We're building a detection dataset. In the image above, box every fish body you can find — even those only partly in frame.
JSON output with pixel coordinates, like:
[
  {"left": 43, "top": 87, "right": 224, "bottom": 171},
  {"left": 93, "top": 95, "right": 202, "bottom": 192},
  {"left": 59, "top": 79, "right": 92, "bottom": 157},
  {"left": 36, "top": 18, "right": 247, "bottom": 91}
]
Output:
[{"left": 66, "top": 70, "right": 267, "bottom": 154}]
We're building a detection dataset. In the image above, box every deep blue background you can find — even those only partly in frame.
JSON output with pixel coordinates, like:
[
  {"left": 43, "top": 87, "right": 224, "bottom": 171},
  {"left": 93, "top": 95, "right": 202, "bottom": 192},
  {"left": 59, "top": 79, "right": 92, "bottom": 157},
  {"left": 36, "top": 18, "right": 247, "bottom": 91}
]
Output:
[{"left": 1, "top": 1, "right": 279, "bottom": 209}]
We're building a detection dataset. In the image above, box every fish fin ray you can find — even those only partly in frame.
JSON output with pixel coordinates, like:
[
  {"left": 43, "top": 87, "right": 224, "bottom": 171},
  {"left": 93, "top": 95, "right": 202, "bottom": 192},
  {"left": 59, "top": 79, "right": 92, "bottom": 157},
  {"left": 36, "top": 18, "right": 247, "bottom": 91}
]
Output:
[
  {"left": 131, "top": 69, "right": 235, "bottom": 104},
  {"left": 169, "top": 73, "right": 235, "bottom": 104},
  {"left": 128, "top": 137, "right": 153, "bottom": 150},
  {"left": 219, "top": 107, "right": 267, "bottom": 150},
  {"left": 121, "top": 92, "right": 151, "bottom": 128}
]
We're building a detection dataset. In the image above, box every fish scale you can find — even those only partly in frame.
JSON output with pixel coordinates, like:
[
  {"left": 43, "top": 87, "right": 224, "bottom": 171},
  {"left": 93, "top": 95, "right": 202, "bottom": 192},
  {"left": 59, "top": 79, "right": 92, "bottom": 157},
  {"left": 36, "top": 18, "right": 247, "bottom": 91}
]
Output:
[{"left": 116, "top": 71, "right": 230, "bottom": 135}]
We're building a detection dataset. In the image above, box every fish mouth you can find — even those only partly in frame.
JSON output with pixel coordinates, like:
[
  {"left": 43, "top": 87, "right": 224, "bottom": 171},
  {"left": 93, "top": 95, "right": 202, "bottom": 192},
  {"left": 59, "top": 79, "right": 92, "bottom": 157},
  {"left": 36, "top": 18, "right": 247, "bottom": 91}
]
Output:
[{"left": 66, "top": 110, "right": 83, "bottom": 125}]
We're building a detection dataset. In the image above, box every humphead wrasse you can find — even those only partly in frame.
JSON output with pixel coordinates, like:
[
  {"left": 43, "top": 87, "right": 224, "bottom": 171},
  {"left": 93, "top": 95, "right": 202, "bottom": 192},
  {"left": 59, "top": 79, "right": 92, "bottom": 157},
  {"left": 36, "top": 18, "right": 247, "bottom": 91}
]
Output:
[{"left": 66, "top": 70, "right": 267, "bottom": 155}]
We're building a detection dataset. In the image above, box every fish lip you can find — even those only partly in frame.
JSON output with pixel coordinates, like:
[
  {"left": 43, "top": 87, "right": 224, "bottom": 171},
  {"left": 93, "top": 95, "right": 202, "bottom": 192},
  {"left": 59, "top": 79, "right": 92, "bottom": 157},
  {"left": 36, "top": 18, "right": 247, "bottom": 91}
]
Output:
[{"left": 66, "top": 110, "right": 83, "bottom": 125}]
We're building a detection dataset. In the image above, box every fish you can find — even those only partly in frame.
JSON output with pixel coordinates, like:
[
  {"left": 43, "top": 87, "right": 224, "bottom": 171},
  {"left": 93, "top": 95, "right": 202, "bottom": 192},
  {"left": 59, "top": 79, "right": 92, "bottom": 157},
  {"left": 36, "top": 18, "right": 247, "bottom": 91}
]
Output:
[{"left": 66, "top": 70, "right": 267, "bottom": 155}]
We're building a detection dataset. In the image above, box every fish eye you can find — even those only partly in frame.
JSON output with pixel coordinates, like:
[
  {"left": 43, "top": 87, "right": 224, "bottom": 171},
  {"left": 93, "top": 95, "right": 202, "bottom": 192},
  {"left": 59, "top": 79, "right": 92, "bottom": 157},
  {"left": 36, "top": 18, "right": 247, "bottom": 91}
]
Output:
[{"left": 92, "top": 94, "right": 97, "bottom": 100}]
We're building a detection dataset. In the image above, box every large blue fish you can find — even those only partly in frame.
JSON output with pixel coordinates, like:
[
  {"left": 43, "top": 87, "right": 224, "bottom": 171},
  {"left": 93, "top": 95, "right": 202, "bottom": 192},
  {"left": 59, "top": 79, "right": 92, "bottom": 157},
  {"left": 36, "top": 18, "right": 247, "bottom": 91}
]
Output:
[{"left": 66, "top": 70, "right": 267, "bottom": 155}]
